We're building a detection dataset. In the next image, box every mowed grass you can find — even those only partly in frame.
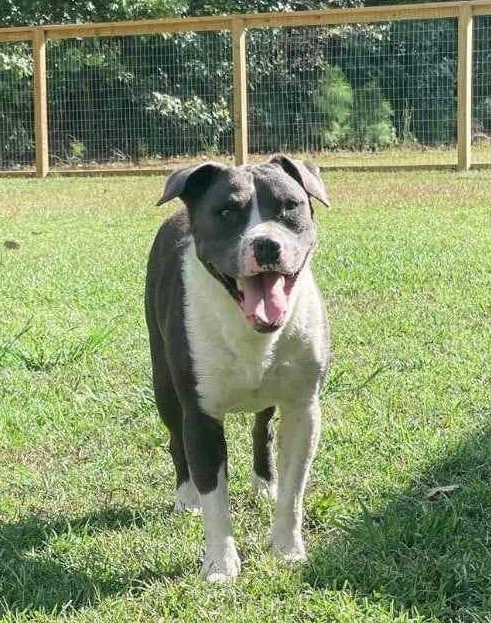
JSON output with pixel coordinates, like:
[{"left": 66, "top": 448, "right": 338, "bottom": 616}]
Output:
[{"left": 0, "top": 169, "right": 490, "bottom": 623}]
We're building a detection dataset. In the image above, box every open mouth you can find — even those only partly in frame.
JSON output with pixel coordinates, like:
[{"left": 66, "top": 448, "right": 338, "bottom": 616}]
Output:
[{"left": 222, "top": 271, "right": 298, "bottom": 333}]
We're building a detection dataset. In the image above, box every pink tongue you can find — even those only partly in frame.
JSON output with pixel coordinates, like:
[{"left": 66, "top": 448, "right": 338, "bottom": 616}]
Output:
[{"left": 241, "top": 273, "right": 287, "bottom": 325}]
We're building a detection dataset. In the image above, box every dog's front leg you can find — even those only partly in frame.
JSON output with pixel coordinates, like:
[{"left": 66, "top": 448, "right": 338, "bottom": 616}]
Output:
[
  {"left": 183, "top": 409, "right": 241, "bottom": 582},
  {"left": 271, "top": 397, "right": 321, "bottom": 561}
]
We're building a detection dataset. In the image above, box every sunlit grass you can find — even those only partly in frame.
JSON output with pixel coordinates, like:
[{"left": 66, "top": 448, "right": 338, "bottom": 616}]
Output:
[{"left": 1, "top": 169, "right": 490, "bottom": 622}]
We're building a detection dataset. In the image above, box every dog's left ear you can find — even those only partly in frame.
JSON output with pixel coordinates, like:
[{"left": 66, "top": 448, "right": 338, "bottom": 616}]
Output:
[{"left": 269, "top": 154, "right": 330, "bottom": 208}]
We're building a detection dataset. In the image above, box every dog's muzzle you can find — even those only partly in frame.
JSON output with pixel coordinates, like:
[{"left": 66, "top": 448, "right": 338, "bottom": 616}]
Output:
[
  {"left": 236, "top": 271, "right": 299, "bottom": 332},
  {"left": 202, "top": 242, "right": 312, "bottom": 333}
]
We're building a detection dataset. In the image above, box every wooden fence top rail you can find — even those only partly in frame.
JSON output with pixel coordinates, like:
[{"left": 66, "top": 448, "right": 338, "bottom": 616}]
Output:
[
  {"left": 0, "top": 27, "right": 34, "bottom": 42},
  {"left": 0, "top": 0, "right": 490, "bottom": 43}
]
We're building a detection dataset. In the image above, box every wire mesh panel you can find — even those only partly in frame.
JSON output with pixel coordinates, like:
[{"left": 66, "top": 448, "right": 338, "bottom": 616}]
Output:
[
  {"left": 0, "top": 41, "right": 35, "bottom": 171},
  {"left": 473, "top": 15, "right": 491, "bottom": 163},
  {"left": 1, "top": 5, "right": 490, "bottom": 175},
  {"left": 247, "top": 19, "right": 459, "bottom": 165},
  {"left": 46, "top": 31, "right": 233, "bottom": 168}
]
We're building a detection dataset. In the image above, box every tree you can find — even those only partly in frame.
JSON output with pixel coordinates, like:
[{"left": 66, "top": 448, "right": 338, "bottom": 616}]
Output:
[{"left": 0, "top": 0, "right": 186, "bottom": 27}]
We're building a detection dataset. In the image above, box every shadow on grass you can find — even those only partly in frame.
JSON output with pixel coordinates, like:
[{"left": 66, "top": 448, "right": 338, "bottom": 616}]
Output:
[
  {"left": 0, "top": 506, "right": 184, "bottom": 615},
  {"left": 305, "top": 425, "right": 491, "bottom": 621}
]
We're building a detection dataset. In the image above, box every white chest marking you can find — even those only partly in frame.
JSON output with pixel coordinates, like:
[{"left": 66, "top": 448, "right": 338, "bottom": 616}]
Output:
[
  {"left": 181, "top": 241, "right": 327, "bottom": 418},
  {"left": 182, "top": 242, "right": 280, "bottom": 416}
]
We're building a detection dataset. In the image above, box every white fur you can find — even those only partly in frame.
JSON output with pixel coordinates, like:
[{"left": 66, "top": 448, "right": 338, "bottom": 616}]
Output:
[
  {"left": 174, "top": 480, "right": 201, "bottom": 515},
  {"left": 251, "top": 473, "right": 278, "bottom": 501},
  {"left": 183, "top": 240, "right": 280, "bottom": 417},
  {"left": 182, "top": 241, "right": 326, "bottom": 418},
  {"left": 247, "top": 187, "right": 262, "bottom": 228},
  {"left": 270, "top": 397, "right": 321, "bottom": 561},
  {"left": 199, "top": 465, "right": 241, "bottom": 582}
]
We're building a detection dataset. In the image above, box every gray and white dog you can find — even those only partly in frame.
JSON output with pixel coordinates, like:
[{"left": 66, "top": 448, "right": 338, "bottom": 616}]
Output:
[{"left": 145, "top": 154, "right": 330, "bottom": 582}]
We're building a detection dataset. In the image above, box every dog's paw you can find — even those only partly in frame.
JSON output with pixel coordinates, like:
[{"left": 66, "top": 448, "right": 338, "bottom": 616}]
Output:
[
  {"left": 200, "top": 538, "right": 241, "bottom": 583},
  {"left": 270, "top": 530, "right": 307, "bottom": 562},
  {"left": 174, "top": 480, "right": 202, "bottom": 515},
  {"left": 251, "top": 473, "right": 277, "bottom": 501}
]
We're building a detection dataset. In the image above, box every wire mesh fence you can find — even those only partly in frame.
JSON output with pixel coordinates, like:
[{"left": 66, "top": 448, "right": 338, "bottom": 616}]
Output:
[
  {"left": 0, "top": 2, "right": 490, "bottom": 175},
  {"left": 46, "top": 32, "right": 233, "bottom": 168},
  {"left": 473, "top": 15, "right": 491, "bottom": 163},
  {"left": 0, "top": 41, "right": 35, "bottom": 170},
  {"left": 247, "top": 19, "right": 458, "bottom": 163}
]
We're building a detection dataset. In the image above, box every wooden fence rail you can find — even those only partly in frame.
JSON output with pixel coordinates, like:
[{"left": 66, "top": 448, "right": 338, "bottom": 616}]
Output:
[{"left": 1, "top": 0, "right": 490, "bottom": 177}]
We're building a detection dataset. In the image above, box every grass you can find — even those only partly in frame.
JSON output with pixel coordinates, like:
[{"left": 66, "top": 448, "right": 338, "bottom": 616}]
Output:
[
  {"left": 0, "top": 169, "right": 491, "bottom": 622},
  {"left": 8, "top": 143, "right": 490, "bottom": 174}
]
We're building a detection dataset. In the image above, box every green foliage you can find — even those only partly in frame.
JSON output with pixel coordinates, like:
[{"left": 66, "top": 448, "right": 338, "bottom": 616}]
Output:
[
  {"left": 42, "top": 32, "right": 235, "bottom": 162},
  {"left": 0, "top": 43, "right": 34, "bottom": 167},
  {"left": 473, "top": 16, "right": 491, "bottom": 135},
  {"left": 0, "top": 0, "right": 186, "bottom": 27},
  {"left": 147, "top": 92, "right": 232, "bottom": 154},
  {"left": 0, "top": 47, "right": 32, "bottom": 78},
  {"left": 314, "top": 68, "right": 396, "bottom": 150},
  {"left": 68, "top": 139, "right": 86, "bottom": 162},
  {"left": 352, "top": 80, "right": 396, "bottom": 150},
  {"left": 384, "top": 19, "right": 458, "bottom": 146},
  {"left": 314, "top": 66, "right": 354, "bottom": 149},
  {"left": 186, "top": 0, "right": 338, "bottom": 15}
]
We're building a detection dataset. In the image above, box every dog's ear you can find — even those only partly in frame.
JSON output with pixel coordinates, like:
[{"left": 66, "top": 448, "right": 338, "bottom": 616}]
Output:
[
  {"left": 269, "top": 154, "right": 329, "bottom": 208},
  {"left": 156, "top": 162, "right": 228, "bottom": 206}
]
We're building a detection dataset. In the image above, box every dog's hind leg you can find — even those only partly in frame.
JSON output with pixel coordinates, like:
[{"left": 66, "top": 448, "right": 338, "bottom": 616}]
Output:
[
  {"left": 251, "top": 406, "right": 277, "bottom": 500},
  {"left": 149, "top": 331, "right": 201, "bottom": 514}
]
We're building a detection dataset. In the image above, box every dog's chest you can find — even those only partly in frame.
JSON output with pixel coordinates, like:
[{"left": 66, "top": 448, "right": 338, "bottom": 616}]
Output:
[
  {"left": 181, "top": 243, "right": 306, "bottom": 416},
  {"left": 192, "top": 328, "right": 281, "bottom": 415}
]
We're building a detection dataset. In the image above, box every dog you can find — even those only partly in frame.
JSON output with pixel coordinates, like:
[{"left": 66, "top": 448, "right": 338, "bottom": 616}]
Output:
[{"left": 145, "top": 154, "right": 330, "bottom": 582}]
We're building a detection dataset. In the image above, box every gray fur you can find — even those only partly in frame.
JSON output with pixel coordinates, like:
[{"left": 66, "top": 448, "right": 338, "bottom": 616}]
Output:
[{"left": 145, "top": 154, "right": 330, "bottom": 582}]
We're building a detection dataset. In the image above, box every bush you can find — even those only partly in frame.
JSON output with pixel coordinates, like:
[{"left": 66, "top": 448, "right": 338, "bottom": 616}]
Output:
[
  {"left": 313, "top": 68, "right": 396, "bottom": 151},
  {"left": 351, "top": 80, "right": 396, "bottom": 150},
  {"left": 0, "top": 44, "right": 34, "bottom": 167},
  {"left": 313, "top": 65, "right": 353, "bottom": 150},
  {"left": 146, "top": 92, "right": 232, "bottom": 155}
]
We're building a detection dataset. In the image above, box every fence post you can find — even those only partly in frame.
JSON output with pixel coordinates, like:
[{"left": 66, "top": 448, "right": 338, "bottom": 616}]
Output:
[
  {"left": 457, "top": 5, "right": 473, "bottom": 171},
  {"left": 232, "top": 19, "right": 248, "bottom": 166},
  {"left": 33, "top": 28, "right": 49, "bottom": 178}
]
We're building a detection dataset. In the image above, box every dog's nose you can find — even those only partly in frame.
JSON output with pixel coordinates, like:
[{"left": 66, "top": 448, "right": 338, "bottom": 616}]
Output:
[{"left": 253, "top": 237, "right": 281, "bottom": 267}]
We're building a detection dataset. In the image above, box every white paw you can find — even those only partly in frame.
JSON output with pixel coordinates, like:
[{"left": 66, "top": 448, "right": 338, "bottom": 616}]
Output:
[
  {"left": 270, "top": 530, "right": 307, "bottom": 562},
  {"left": 174, "top": 480, "right": 202, "bottom": 515},
  {"left": 251, "top": 473, "right": 277, "bottom": 501},
  {"left": 200, "top": 538, "right": 241, "bottom": 583}
]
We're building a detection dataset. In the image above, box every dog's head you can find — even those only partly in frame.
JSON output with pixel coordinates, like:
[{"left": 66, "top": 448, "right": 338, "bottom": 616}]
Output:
[{"left": 157, "top": 154, "right": 329, "bottom": 333}]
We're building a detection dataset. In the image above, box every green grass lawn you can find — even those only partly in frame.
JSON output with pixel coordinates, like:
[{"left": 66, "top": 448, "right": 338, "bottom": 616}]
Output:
[
  {"left": 17, "top": 142, "right": 490, "bottom": 173},
  {"left": 1, "top": 169, "right": 491, "bottom": 622}
]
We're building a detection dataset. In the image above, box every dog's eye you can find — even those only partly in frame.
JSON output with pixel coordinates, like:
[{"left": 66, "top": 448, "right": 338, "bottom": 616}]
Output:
[
  {"left": 284, "top": 200, "right": 301, "bottom": 212},
  {"left": 279, "top": 201, "right": 301, "bottom": 219},
  {"left": 217, "top": 206, "right": 238, "bottom": 220}
]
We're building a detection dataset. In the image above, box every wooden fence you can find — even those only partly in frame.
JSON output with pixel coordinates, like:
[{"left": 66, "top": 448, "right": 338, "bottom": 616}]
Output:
[{"left": 1, "top": 0, "right": 491, "bottom": 177}]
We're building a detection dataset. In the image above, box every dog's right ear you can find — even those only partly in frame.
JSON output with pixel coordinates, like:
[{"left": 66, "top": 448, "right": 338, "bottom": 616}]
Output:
[
  {"left": 156, "top": 162, "right": 228, "bottom": 206},
  {"left": 269, "top": 154, "right": 329, "bottom": 208}
]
